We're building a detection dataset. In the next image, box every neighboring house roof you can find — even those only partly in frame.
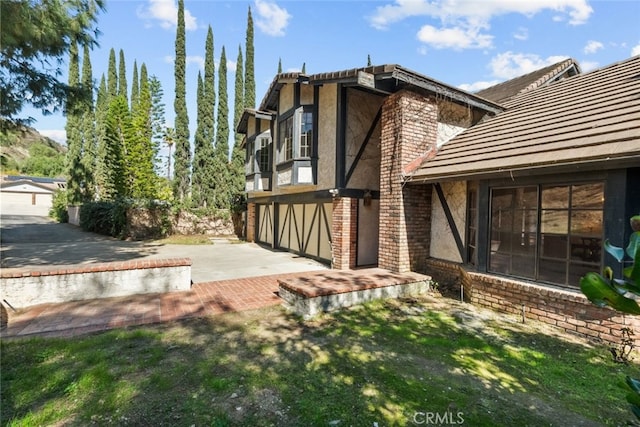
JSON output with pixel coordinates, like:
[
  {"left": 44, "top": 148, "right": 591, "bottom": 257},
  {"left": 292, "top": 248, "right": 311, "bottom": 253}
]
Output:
[
  {"left": 408, "top": 55, "right": 640, "bottom": 183},
  {"left": 1, "top": 179, "right": 56, "bottom": 193},
  {"left": 2, "top": 175, "right": 66, "bottom": 191},
  {"left": 255, "top": 64, "right": 503, "bottom": 119},
  {"left": 475, "top": 58, "right": 580, "bottom": 105}
]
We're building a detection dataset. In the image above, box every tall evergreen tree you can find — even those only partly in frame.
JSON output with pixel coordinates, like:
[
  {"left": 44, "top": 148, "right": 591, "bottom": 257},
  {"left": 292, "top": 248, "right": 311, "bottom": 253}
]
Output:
[
  {"left": 129, "top": 62, "right": 156, "bottom": 199},
  {"left": 204, "top": 26, "right": 215, "bottom": 145},
  {"left": 104, "top": 94, "right": 128, "bottom": 199},
  {"left": 80, "top": 43, "right": 95, "bottom": 201},
  {"left": 277, "top": 57, "right": 282, "bottom": 73},
  {"left": 149, "top": 76, "right": 166, "bottom": 176},
  {"left": 65, "top": 39, "right": 85, "bottom": 205},
  {"left": 213, "top": 46, "right": 230, "bottom": 209},
  {"left": 367, "top": 54, "right": 372, "bottom": 66},
  {"left": 172, "top": 0, "right": 191, "bottom": 201},
  {"left": 301, "top": 62, "right": 306, "bottom": 74},
  {"left": 244, "top": 6, "right": 255, "bottom": 109},
  {"left": 233, "top": 45, "right": 244, "bottom": 151},
  {"left": 118, "top": 49, "right": 128, "bottom": 102},
  {"left": 192, "top": 72, "right": 216, "bottom": 208},
  {"left": 107, "top": 48, "right": 117, "bottom": 98},
  {"left": 130, "top": 60, "right": 139, "bottom": 108},
  {"left": 94, "top": 75, "right": 110, "bottom": 199},
  {"left": 230, "top": 44, "right": 246, "bottom": 213}
]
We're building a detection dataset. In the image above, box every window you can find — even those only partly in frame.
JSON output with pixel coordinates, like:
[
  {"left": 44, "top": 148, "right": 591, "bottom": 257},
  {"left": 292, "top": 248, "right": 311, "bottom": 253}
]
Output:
[
  {"left": 246, "top": 139, "right": 255, "bottom": 174},
  {"left": 278, "top": 107, "right": 313, "bottom": 163},
  {"left": 487, "top": 182, "right": 604, "bottom": 288},
  {"left": 466, "top": 185, "right": 478, "bottom": 265},
  {"left": 257, "top": 136, "right": 272, "bottom": 172}
]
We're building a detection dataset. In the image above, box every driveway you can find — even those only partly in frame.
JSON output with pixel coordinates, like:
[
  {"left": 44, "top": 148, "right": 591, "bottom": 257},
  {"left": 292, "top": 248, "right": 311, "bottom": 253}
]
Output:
[{"left": 0, "top": 215, "right": 327, "bottom": 283}]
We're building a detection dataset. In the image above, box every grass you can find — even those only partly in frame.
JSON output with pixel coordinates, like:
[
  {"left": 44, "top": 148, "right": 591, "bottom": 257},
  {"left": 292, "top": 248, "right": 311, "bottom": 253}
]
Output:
[
  {"left": 152, "top": 234, "right": 215, "bottom": 245},
  {"left": 2, "top": 295, "right": 639, "bottom": 426}
]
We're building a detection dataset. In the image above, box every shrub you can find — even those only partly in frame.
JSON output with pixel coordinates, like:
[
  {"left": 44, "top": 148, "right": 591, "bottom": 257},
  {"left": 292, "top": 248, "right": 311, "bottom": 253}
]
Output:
[{"left": 49, "top": 190, "right": 68, "bottom": 223}]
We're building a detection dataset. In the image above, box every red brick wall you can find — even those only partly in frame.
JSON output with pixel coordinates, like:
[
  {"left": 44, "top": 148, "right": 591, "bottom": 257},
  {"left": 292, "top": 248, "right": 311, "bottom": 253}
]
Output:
[
  {"left": 424, "top": 258, "right": 640, "bottom": 347},
  {"left": 246, "top": 203, "right": 256, "bottom": 243},
  {"left": 379, "top": 90, "right": 437, "bottom": 273},
  {"left": 332, "top": 197, "right": 357, "bottom": 269}
]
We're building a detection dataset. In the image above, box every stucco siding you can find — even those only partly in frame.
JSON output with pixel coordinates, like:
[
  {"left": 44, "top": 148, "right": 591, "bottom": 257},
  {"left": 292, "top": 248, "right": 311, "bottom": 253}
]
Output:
[
  {"left": 345, "top": 88, "right": 382, "bottom": 190},
  {"left": 317, "top": 83, "right": 337, "bottom": 189},
  {"left": 430, "top": 180, "right": 467, "bottom": 262}
]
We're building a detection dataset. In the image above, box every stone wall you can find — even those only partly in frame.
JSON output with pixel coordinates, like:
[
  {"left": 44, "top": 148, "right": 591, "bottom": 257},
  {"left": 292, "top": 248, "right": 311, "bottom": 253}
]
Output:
[
  {"left": 424, "top": 258, "right": 640, "bottom": 346},
  {"left": 171, "top": 210, "right": 235, "bottom": 236}
]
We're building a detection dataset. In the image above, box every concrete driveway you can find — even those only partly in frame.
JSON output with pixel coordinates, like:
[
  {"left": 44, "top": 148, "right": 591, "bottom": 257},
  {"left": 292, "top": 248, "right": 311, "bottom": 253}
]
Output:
[{"left": 0, "top": 215, "right": 327, "bottom": 283}]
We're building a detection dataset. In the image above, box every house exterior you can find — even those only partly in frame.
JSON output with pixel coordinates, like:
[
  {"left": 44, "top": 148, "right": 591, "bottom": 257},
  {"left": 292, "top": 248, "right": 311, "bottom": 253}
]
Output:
[
  {"left": 0, "top": 175, "right": 66, "bottom": 216},
  {"left": 239, "top": 55, "right": 640, "bottom": 345}
]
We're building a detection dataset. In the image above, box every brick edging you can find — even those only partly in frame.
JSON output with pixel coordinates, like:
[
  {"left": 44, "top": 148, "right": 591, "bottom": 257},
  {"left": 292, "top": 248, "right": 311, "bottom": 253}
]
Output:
[{"left": 1, "top": 258, "right": 192, "bottom": 279}]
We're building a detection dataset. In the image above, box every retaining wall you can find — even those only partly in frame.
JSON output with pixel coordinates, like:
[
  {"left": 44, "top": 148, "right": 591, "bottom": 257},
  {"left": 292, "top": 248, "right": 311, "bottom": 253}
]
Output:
[{"left": 1, "top": 258, "right": 192, "bottom": 309}]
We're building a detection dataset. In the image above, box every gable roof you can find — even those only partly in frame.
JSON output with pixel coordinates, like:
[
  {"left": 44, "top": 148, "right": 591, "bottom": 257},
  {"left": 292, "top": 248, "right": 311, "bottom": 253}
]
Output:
[
  {"left": 475, "top": 58, "right": 581, "bottom": 105},
  {"left": 408, "top": 55, "right": 640, "bottom": 183},
  {"left": 256, "top": 64, "right": 503, "bottom": 116}
]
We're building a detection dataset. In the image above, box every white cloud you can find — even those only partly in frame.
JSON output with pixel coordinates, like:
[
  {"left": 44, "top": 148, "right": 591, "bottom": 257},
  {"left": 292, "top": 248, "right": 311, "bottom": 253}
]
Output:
[
  {"left": 254, "top": 0, "right": 291, "bottom": 37},
  {"left": 583, "top": 40, "right": 603, "bottom": 54},
  {"left": 489, "top": 51, "right": 569, "bottom": 79},
  {"left": 39, "top": 130, "right": 67, "bottom": 145},
  {"left": 416, "top": 25, "right": 492, "bottom": 50},
  {"left": 137, "top": 0, "right": 197, "bottom": 31},
  {"left": 580, "top": 61, "right": 599, "bottom": 72},
  {"left": 632, "top": 42, "right": 640, "bottom": 57},
  {"left": 187, "top": 56, "right": 204, "bottom": 69},
  {"left": 368, "top": 0, "right": 592, "bottom": 50},
  {"left": 227, "top": 60, "right": 237, "bottom": 73},
  {"left": 369, "top": 0, "right": 592, "bottom": 28},
  {"left": 513, "top": 27, "right": 528, "bottom": 41},
  {"left": 458, "top": 80, "right": 501, "bottom": 92}
]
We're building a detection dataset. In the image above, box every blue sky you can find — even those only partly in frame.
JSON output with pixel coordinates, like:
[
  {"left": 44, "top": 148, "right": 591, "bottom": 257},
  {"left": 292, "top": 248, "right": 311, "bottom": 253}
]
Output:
[{"left": 25, "top": 0, "right": 640, "bottom": 149}]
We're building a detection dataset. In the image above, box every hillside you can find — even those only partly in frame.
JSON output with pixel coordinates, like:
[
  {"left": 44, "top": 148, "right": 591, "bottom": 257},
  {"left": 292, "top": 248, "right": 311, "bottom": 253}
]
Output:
[{"left": 0, "top": 122, "right": 67, "bottom": 177}]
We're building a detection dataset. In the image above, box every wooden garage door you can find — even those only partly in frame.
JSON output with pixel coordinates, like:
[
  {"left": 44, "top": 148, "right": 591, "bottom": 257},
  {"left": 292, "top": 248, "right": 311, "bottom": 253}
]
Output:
[
  {"left": 256, "top": 204, "right": 274, "bottom": 245},
  {"left": 277, "top": 202, "right": 332, "bottom": 262}
]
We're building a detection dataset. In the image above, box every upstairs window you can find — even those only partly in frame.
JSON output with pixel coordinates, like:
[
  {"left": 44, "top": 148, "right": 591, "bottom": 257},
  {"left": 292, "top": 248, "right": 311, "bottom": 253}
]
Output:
[
  {"left": 257, "top": 135, "right": 272, "bottom": 172},
  {"left": 278, "top": 106, "right": 313, "bottom": 163},
  {"left": 246, "top": 131, "right": 272, "bottom": 174}
]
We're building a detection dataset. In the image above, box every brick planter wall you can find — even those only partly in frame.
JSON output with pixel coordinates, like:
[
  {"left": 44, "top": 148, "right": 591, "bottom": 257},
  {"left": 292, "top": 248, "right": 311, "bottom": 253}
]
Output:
[
  {"left": 423, "top": 258, "right": 640, "bottom": 346},
  {"left": 1, "top": 258, "right": 192, "bottom": 309}
]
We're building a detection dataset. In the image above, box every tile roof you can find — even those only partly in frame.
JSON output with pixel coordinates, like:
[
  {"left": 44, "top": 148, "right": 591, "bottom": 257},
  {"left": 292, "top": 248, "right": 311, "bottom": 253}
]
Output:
[
  {"left": 475, "top": 58, "right": 580, "bottom": 104},
  {"left": 408, "top": 55, "right": 640, "bottom": 183}
]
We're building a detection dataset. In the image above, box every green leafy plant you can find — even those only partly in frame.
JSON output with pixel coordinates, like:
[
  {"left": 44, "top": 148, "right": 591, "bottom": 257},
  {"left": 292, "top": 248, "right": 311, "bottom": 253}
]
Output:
[
  {"left": 580, "top": 214, "right": 640, "bottom": 418},
  {"left": 49, "top": 189, "right": 69, "bottom": 223}
]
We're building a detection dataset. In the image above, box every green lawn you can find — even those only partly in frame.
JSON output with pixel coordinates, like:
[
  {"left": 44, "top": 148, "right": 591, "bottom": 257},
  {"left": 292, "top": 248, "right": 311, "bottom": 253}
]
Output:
[{"left": 2, "top": 295, "right": 638, "bottom": 426}]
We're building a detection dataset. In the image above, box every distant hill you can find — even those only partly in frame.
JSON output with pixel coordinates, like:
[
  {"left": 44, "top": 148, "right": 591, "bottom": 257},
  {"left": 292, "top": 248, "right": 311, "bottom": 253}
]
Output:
[{"left": 0, "top": 121, "right": 67, "bottom": 177}]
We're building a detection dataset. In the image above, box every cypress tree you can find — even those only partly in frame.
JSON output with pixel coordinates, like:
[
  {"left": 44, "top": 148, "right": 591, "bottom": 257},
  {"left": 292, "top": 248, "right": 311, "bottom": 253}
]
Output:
[
  {"left": 233, "top": 45, "right": 244, "bottom": 151},
  {"left": 65, "top": 39, "right": 85, "bottom": 205},
  {"left": 107, "top": 48, "right": 117, "bottom": 98},
  {"left": 192, "top": 72, "right": 216, "bottom": 207},
  {"left": 367, "top": 54, "right": 372, "bottom": 66},
  {"left": 230, "top": 44, "right": 246, "bottom": 211},
  {"left": 213, "top": 46, "right": 230, "bottom": 209},
  {"left": 277, "top": 57, "right": 282, "bottom": 73},
  {"left": 104, "top": 94, "right": 128, "bottom": 198},
  {"left": 173, "top": 0, "right": 191, "bottom": 201},
  {"left": 94, "top": 75, "right": 110, "bottom": 199},
  {"left": 301, "top": 62, "right": 306, "bottom": 74},
  {"left": 118, "top": 49, "right": 128, "bottom": 102},
  {"left": 80, "top": 43, "right": 95, "bottom": 201},
  {"left": 149, "top": 75, "right": 166, "bottom": 176},
  {"left": 131, "top": 60, "right": 139, "bottom": 109},
  {"left": 244, "top": 6, "right": 255, "bottom": 109},
  {"left": 204, "top": 26, "right": 215, "bottom": 145},
  {"left": 129, "top": 62, "right": 156, "bottom": 199}
]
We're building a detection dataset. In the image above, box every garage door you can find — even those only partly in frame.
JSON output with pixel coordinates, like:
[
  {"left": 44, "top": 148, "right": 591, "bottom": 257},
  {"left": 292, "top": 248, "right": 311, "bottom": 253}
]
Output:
[
  {"left": 278, "top": 202, "right": 332, "bottom": 262},
  {"left": 0, "top": 192, "right": 53, "bottom": 216},
  {"left": 256, "top": 203, "right": 274, "bottom": 245}
]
